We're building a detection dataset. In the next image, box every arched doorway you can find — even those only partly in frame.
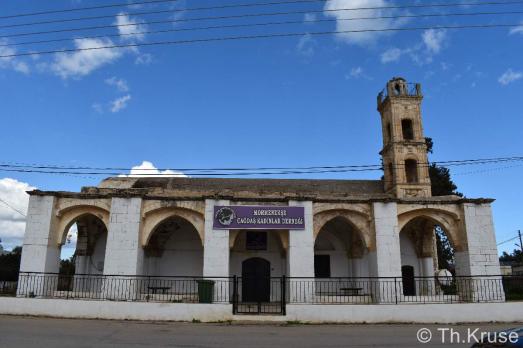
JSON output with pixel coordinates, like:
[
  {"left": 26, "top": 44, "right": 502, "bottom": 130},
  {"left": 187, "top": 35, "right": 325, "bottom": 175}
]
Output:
[
  {"left": 314, "top": 216, "right": 368, "bottom": 279},
  {"left": 399, "top": 216, "right": 457, "bottom": 296},
  {"left": 59, "top": 213, "right": 107, "bottom": 294},
  {"left": 241, "top": 257, "right": 270, "bottom": 302},
  {"left": 143, "top": 215, "right": 203, "bottom": 277}
]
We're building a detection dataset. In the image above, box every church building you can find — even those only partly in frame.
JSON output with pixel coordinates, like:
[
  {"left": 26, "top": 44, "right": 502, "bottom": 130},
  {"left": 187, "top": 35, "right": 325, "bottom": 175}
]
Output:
[{"left": 17, "top": 78, "right": 504, "bottom": 315}]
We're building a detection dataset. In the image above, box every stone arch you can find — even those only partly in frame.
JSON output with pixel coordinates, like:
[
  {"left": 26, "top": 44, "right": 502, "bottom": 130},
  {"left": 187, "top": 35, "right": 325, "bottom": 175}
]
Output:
[
  {"left": 141, "top": 207, "right": 204, "bottom": 247},
  {"left": 313, "top": 209, "right": 372, "bottom": 252},
  {"left": 229, "top": 229, "right": 288, "bottom": 253},
  {"left": 398, "top": 208, "right": 464, "bottom": 252},
  {"left": 54, "top": 205, "right": 110, "bottom": 246}
]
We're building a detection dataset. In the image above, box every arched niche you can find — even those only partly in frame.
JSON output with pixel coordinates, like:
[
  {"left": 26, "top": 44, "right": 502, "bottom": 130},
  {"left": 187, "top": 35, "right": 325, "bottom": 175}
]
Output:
[
  {"left": 313, "top": 209, "right": 372, "bottom": 252},
  {"left": 141, "top": 207, "right": 204, "bottom": 247},
  {"left": 54, "top": 205, "right": 110, "bottom": 246},
  {"left": 398, "top": 207, "right": 464, "bottom": 252}
]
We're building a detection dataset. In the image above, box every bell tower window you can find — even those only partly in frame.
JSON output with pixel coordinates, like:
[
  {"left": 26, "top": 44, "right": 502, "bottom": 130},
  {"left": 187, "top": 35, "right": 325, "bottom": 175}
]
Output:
[
  {"left": 405, "top": 160, "right": 418, "bottom": 183},
  {"left": 401, "top": 119, "right": 414, "bottom": 140}
]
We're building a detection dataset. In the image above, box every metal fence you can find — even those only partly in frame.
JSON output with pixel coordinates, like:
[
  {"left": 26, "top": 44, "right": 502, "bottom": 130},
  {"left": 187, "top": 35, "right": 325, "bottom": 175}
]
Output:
[{"left": 6, "top": 273, "right": 523, "bottom": 307}]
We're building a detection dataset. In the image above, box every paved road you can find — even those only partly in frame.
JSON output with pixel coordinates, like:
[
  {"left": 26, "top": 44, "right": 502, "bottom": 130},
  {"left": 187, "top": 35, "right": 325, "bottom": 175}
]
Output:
[{"left": 0, "top": 316, "right": 521, "bottom": 347}]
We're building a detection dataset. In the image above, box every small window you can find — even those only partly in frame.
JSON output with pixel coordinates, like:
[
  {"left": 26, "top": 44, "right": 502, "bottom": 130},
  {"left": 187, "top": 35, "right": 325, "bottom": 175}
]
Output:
[
  {"left": 246, "top": 231, "right": 267, "bottom": 251},
  {"left": 401, "top": 119, "right": 414, "bottom": 140},
  {"left": 405, "top": 160, "right": 418, "bottom": 183},
  {"left": 388, "top": 163, "right": 394, "bottom": 181},
  {"left": 314, "top": 255, "right": 331, "bottom": 278},
  {"left": 386, "top": 123, "right": 392, "bottom": 142}
]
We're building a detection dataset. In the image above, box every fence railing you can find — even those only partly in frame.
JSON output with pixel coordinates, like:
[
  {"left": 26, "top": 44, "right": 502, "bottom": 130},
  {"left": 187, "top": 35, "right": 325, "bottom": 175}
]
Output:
[{"left": 5, "top": 273, "right": 523, "bottom": 305}]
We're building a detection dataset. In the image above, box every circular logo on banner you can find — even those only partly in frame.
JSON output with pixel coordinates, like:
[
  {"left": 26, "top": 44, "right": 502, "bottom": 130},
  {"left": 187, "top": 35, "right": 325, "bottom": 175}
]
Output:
[{"left": 215, "top": 207, "right": 236, "bottom": 226}]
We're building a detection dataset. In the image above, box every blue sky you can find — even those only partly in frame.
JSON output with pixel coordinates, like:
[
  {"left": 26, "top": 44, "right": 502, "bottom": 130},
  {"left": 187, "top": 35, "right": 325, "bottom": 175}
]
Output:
[{"left": 0, "top": 0, "right": 522, "bottom": 255}]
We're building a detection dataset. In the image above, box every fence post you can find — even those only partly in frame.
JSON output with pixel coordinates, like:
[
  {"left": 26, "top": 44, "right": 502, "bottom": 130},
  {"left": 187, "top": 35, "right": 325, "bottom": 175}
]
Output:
[
  {"left": 232, "top": 275, "right": 237, "bottom": 314},
  {"left": 281, "top": 275, "right": 286, "bottom": 315},
  {"left": 394, "top": 277, "right": 398, "bottom": 304}
]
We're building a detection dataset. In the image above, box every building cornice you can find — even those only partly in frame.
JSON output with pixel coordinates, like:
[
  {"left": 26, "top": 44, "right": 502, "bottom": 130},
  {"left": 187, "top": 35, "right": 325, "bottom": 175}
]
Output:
[{"left": 27, "top": 190, "right": 495, "bottom": 205}]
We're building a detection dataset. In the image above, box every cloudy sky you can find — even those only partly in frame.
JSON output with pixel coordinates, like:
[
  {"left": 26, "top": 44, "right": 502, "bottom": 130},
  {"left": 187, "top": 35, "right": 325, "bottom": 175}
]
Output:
[{"left": 0, "top": 0, "right": 522, "bottom": 253}]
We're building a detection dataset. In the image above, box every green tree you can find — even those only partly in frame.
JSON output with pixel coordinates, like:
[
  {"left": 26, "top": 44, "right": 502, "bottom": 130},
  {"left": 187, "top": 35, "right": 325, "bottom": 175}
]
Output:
[
  {"left": 59, "top": 256, "right": 76, "bottom": 276},
  {"left": 499, "top": 249, "right": 523, "bottom": 264},
  {"left": 0, "top": 246, "right": 22, "bottom": 281},
  {"left": 425, "top": 138, "right": 459, "bottom": 270},
  {"left": 425, "top": 137, "right": 463, "bottom": 197}
]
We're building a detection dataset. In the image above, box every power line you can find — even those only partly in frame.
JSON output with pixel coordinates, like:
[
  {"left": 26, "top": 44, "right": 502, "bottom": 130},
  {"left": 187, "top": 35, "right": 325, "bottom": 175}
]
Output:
[
  {"left": 0, "top": 197, "right": 26, "bottom": 217},
  {"left": 1, "top": 22, "right": 521, "bottom": 58},
  {"left": 0, "top": 0, "right": 179, "bottom": 20},
  {"left": 1, "top": 156, "right": 523, "bottom": 172},
  {"left": 497, "top": 235, "right": 521, "bottom": 246},
  {"left": 0, "top": 156, "right": 521, "bottom": 177},
  {"left": 0, "top": 0, "right": 330, "bottom": 29},
  {"left": 2, "top": 0, "right": 523, "bottom": 39},
  {"left": 3, "top": 9, "right": 523, "bottom": 48}
]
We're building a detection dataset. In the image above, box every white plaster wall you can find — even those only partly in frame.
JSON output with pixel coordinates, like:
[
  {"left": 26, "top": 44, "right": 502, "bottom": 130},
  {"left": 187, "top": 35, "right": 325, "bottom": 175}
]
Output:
[
  {"left": 104, "top": 198, "right": 143, "bottom": 276},
  {"left": 3, "top": 298, "right": 523, "bottom": 324},
  {"left": 399, "top": 232, "right": 421, "bottom": 277},
  {"left": 371, "top": 202, "right": 402, "bottom": 278},
  {"left": 203, "top": 199, "right": 230, "bottom": 278},
  {"left": 287, "top": 201, "right": 314, "bottom": 278},
  {"left": 89, "top": 232, "right": 107, "bottom": 275},
  {"left": 144, "top": 226, "right": 203, "bottom": 277},
  {"left": 460, "top": 203, "right": 502, "bottom": 276},
  {"left": 19, "top": 196, "right": 59, "bottom": 274},
  {"left": 0, "top": 298, "right": 232, "bottom": 322},
  {"left": 314, "top": 230, "right": 350, "bottom": 278},
  {"left": 285, "top": 302, "right": 523, "bottom": 324},
  {"left": 229, "top": 232, "right": 285, "bottom": 277}
]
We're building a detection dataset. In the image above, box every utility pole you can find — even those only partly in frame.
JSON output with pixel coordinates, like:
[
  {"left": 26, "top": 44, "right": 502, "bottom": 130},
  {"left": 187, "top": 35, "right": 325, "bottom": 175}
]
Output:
[{"left": 518, "top": 230, "right": 523, "bottom": 253}]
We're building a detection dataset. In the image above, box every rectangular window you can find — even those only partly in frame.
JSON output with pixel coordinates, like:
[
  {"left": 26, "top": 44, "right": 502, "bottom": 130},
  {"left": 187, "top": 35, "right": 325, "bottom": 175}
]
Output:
[
  {"left": 314, "top": 255, "right": 331, "bottom": 278},
  {"left": 401, "top": 119, "right": 414, "bottom": 140},
  {"left": 246, "top": 231, "right": 267, "bottom": 250}
]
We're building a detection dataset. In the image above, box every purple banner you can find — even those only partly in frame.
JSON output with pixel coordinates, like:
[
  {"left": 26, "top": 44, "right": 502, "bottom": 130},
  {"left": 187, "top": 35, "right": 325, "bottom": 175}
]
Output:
[{"left": 213, "top": 206, "right": 305, "bottom": 230}]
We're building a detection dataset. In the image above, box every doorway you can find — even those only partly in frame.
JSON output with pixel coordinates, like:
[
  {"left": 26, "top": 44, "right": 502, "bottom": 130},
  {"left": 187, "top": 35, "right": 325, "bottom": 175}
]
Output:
[
  {"left": 402, "top": 265, "right": 416, "bottom": 296},
  {"left": 241, "top": 257, "right": 270, "bottom": 302}
]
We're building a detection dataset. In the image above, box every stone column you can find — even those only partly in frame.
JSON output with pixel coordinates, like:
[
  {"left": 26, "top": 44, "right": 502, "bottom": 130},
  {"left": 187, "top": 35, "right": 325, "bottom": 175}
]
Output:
[
  {"left": 287, "top": 200, "right": 315, "bottom": 303},
  {"left": 421, "top": 257, "right": 435, "bottom": 295},
  {"left": 17, "top": 195, "right": 60, "bottom": 298},
  {"left": 369, "top": 202, "right": 402, "bottom": 303},
  {"left": 203, "top": 199, "right": 230, "bottom": 302},
  {"left": 455, "top": 203, "right": 505, "bottom": 302},
  {"left": 102, "top": 197, "right": 144, "bottom": 301}
]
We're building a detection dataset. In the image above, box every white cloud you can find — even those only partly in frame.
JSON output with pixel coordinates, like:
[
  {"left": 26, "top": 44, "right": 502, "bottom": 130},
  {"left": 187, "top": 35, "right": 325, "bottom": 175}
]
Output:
[
  {"left": 0, "top": 39, "right": 30, "bottom": 74},
  {"left": 296, "top": 33, "right": 316, "bottom": 57},
  {"left": 422, "top": 29, "right": 447, "bottom": 54},
  {"left": 105, "top": 76, "right": 129, "bottom": 92},
  {"left": 0, "top": 178, "right": 36, "bottom": 249},
  {"left": 381, "top": 47, "right": 403, "bottom": 63},
  {"left": 304, "top": 13, "right": 317, "bottom": 23},
  {"left": 324, "top": 0, "right": 406, "bottom": 45},
  {"left": 135, "top": 53, "right": 153, "bottom": 65},
  {"left": 498, "top": 69, "right": 523, "bottom": 85},
  {"left": 381, "top": 30, "right": 448, "bottom": 65},
  {"left": 121, "top": 161, "right": 187, "bottom": 178},
  {"left": 510, "top": 23, "right": 523, "bottom": 35},
  {"left": 50, "top": 38, "right": 124, "bottom": 79},
  {"left": 110, "top": 94, "right": 131, "bottom": 113},
  {"left": 92, "top": 103, "right": 104, "bottom": 114},
  {"left": 115, "top": 12, "right": 148, "bottom": 42}
]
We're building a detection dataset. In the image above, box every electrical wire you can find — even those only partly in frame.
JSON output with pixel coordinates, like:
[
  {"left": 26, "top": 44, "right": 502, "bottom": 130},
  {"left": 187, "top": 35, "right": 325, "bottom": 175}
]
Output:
[
  {"left": 3, "top": 9, "right": 523, "bottom": 48},
  {"left": 1, "top": 22, "right": 522, "bottom": 58},
  {"left": 2, "top": 0, "right": 523, "bottom": 39},
  {"left": 0, "top": 197, "right": 26, "bottom": 217}
]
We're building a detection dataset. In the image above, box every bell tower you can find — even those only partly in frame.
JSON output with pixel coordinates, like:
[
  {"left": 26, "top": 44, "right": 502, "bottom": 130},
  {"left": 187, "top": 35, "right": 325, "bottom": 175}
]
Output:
[{"left": 377, "top": 77, "right": 432, "bottom": 198}]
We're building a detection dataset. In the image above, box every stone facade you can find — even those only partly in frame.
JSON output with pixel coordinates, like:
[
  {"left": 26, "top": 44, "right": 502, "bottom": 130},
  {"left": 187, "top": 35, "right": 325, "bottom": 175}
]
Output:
[{"left": 17, "top": 78, "right": 503, "bottom": 303}]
